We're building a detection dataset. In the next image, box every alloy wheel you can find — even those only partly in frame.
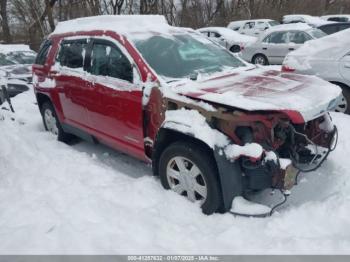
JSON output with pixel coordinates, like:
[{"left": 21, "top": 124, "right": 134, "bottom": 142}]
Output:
[{"left": 166, "top": 156, "right": 207, "bottom": 204}]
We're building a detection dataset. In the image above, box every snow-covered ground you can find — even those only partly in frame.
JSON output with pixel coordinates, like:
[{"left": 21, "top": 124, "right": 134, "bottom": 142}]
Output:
[{"left": 1, "top": 90, "right": 350, "bottom": 254}]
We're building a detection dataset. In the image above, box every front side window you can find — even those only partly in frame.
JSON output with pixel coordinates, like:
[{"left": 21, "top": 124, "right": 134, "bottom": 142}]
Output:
[
  {"left": 89, "top": 42, "right": 133, "bottom": 82},
  {"left": 209, "top": 32, "right": 221, "bottom": 38},
  {"left": 243, "top": 22, "right": 255, "bottom": 29},
  {"left": 57, "top": 40, "right": 87, "bottom": 69},
  {"left": 134, "top": 33, "right": 245, "bottom": 79}
]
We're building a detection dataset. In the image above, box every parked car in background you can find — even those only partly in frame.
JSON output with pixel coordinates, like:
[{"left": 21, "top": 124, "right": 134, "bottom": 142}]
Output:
[
  {"left": 282, "top": 14, "right": 332, "bottom": 27},
  {"left": 283, "top": 29, "right": 350, "bottom": 114},
  {"left": 318, "top": 22, "right": 350, "bottom": 35},
  {"left": 321, "top": 14, "right": 350, "bottom": 22},
  {"left": 241, "top": 24, "right": 326, "bottom": 65},
  {"left": 0, "top": 44, "right": 36, "bottom": 104},
  {"left": 227, "top": 19, "right": 280, "bottom": 37},
  {"left": 197, "top": 27, "right": 257, "bottom": 53}
]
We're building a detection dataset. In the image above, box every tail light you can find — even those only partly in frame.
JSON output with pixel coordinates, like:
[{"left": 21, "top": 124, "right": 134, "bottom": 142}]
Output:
[
  {"left": 281, "top": 65, "right": 295, "bottom": 73},
  {"left": 240, "top": 44, "right": 244, "bottom": 51}
]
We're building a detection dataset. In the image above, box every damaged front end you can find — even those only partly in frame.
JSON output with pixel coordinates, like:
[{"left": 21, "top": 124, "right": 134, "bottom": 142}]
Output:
[{"left": 228, "top": 113, "right": 338, "bottom": 193}]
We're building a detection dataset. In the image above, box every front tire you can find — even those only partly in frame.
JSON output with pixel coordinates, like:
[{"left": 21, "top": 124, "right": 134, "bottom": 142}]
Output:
[
  {"left": 41, "top": 102, "right": 73, "bottom": 143},
  {"left": 159, "top": 141, "right": 222, "bottom": 215},
  {"left": 252, "top": 54, "right": 269, "bottom": 65}
]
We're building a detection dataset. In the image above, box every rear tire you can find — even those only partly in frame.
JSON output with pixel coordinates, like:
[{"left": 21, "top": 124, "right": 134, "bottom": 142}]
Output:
[
  {"left": 252, "top": 54, "right": 269, "bottom": 65},
  {"left": 158, "top": 141, "right": 222, "bottom": 215},
  {"left": 41, "top": 102, "right": 73, "bottom": 143}
]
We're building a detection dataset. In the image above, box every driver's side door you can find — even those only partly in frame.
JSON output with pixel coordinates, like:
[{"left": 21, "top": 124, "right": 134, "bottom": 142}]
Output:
[{"left": 85, "top": 38, "right": 145, "bottom": 158}]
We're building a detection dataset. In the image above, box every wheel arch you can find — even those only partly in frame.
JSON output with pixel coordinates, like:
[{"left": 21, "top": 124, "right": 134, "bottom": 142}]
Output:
[
  {"left": 330, "top": 81, "right": 350, "bottom": 89},
  {"left": 36, "top": 93, "right": 52, "bottom": 111},
  {"left": 152, "top": 127, "right": 243, "bottom": 212},
  {"left": 152, "top": 127, "right": 216, "bottom": 177}
]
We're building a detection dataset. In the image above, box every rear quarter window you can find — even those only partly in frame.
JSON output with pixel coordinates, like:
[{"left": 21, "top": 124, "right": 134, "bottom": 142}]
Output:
[{"left": 35, "top": 40, "right": 52, "bottom": 65}]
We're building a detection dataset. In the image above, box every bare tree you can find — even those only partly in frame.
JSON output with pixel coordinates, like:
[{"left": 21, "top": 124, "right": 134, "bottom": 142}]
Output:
[{"left": 0, "top": 0, "right": 12, "bottom": 43}]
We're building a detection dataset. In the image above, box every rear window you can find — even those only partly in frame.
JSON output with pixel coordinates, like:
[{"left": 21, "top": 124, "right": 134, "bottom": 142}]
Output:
[
  {"left": 268, "top": 21, "right": 280, "bottom": 26},
  {"left": 308, "top": 29, "right": 327, "bottom": 39},
  {"left": 35, "top": 40, "right": 51, "bottom": 65},
  {"left": 57, "top": 39, "right": 87, "bottom": 69}
]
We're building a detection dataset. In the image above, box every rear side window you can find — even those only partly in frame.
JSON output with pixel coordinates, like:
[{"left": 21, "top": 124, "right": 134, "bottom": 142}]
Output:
[
  {"left": 35, "top": 40, "right": 51, "bottom": 65},
  {"left": 288, "top": 31, "right": 312, "bottom": 44},
  {"left": 89, "top": 42, "right": 132, "bottom": 82},
  {"left": 57, "top": 40, "right": 87, "bottom": 69},
  {"left": 264, "top": 32, "right": 288, "bottom": 44}
]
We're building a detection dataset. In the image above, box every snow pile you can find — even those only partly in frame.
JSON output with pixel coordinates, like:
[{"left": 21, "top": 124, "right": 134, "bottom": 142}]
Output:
[
  {"left": 1, "top": 91, "right": 350, "bottom": 254},
  {"left": 282, "top": 15, "right": 332, "bottom": 26},
  {"left": 284, "top": 28, "right": 350, "bottom": 70},
  {"left": 231, "top": 196, "right": 271, "bottom": 216},
  {"left": 263, "top": 23, "right": 313, "bottom": 35},
  {"left": 225, "top": 143, "right": 263, "bottom": 160},
  {"left": 163, "top": 109, "right": 229, "bottom": 148}
]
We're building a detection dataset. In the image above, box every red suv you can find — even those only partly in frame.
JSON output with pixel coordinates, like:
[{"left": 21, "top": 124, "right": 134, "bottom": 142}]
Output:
[{"left": 33, "top": 15, "right": 340, "bottom": 216}]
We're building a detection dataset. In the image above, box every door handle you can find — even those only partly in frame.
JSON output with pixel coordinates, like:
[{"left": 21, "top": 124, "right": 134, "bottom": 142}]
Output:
[
  {"left": 262, "top": 47, "right": 267, "bottom": 50},
  {"left": 289, "top": 48, "right": 295, "bottom": 51}
]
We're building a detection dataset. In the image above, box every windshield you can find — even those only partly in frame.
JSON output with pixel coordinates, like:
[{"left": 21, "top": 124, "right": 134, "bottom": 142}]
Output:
[
  {"left": 134, "top": 33, "right": 245, "bottom": 79},
  {"left": 0, "top": 54, "right": 16, "bottom": 66},
  {"left": 268, "top": 21, "right": 280, "bottom": 26},
  {"left": 308, "top": 29, "right": 327, "bottom": 39},
  {"left": 6, "top": 51, "right": 37, "bottom": 64}
]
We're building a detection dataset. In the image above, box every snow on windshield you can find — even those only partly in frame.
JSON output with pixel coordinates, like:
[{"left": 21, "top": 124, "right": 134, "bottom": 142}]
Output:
[{"left": 134, "top": 33, "right": 246, "bottom": 80}]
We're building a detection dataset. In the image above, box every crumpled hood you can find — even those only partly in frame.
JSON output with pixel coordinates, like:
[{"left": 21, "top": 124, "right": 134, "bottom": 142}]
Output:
[{"left": 170, "top": 67, "right": 342, "bottom": 122}]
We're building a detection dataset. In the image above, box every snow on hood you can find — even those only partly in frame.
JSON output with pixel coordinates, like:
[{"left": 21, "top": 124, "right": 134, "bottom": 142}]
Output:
[
  {"left": 0, "top": 44, "right": 32, "bottom": 54},
  {"left": 168, "top": 67, "right": 342, "bottom": 122},
  {"left": 284, "top": 28, "right": 350, "bottom": 70}
]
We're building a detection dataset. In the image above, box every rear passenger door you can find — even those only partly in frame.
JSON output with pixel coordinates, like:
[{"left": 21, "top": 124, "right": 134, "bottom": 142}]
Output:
[
  {"left": 85, "top": 39, "right": 145, "bottom": 156},
  {"left": 55, "top": 39, "right": 90, "bottom": 127},
  {"left": 262, "top": 31, "right": 290, "bottom": 64}
]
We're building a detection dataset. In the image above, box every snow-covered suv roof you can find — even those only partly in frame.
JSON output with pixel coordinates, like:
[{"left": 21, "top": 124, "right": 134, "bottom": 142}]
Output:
[{"left": 52, "top": 15, "right": 172, "bottom": 38}]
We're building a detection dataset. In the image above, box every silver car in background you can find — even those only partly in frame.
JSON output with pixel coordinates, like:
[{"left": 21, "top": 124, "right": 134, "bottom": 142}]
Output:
[
  {"left": 241, "top": 24, "right": 326, "bottom": 65},
  {"left": 283, "top": 28, "right": 350, "bottom": 114},
  {"left": 197, "top": 27, "right": 257, "bottom": 53}
]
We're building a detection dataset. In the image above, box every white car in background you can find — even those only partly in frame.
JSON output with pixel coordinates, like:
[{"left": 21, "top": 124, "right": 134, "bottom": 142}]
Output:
[
  {"left": 321, "top": 14, "right": 350, "bottom": 22},
  {"left": 283, "top": 28, "right": 350, "bottom": 113},
  {"left": 0, "top": 44, "right": 36, "bottom": 104},
  {"left": 227, "top": 19, "right": 280, "bottom": 37},
  {"left": 283, "top": 14, "right": 332, "bottom": 27},
  {"left": 197, "top": 27, "right": 257, "bottom": 53},
  {"left": 241, "top": 23, "right": 326, "bottom": 65}
]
